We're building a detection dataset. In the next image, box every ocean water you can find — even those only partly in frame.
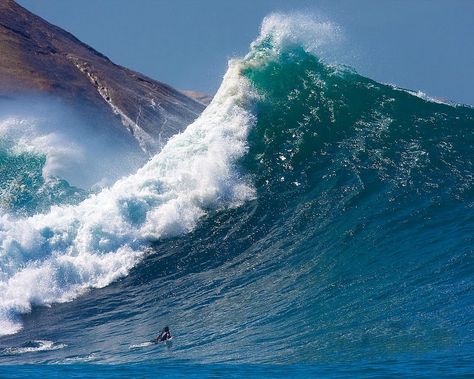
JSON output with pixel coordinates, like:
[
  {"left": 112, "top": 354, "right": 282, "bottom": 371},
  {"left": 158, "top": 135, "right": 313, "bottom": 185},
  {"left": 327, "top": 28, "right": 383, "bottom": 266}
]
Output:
[{"left": 0, "top": 15, "right": 473, "bottom": 377}]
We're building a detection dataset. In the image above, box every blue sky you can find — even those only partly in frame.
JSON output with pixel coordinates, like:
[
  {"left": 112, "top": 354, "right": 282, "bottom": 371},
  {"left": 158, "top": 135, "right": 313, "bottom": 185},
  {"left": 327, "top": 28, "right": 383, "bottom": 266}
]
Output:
[{"left": 18, "top": 0, "right": 474, "bottom": 105}]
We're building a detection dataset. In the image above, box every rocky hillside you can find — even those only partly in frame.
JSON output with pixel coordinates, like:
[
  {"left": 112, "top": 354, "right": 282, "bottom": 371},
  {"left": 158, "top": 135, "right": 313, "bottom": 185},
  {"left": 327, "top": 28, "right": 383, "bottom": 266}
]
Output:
[{"left": 0, "top": 0, "right": 206, "bottom": 154}]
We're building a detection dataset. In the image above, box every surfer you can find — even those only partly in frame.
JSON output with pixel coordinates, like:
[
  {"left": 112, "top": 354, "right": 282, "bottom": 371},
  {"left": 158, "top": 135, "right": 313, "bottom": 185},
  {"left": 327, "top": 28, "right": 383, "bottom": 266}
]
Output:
[{"left": 155, "top": 326, "right": 171, "bottom": 342}]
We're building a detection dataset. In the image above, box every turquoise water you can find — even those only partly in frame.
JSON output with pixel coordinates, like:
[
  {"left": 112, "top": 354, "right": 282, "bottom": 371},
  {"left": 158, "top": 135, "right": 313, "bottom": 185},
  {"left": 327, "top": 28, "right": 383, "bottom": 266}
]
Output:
[
  {"left": 0, "top": 16, "right": 473, "bottom": 377},
  {"left": 0, "top": 146, "right": 85, "bottom": 215}
]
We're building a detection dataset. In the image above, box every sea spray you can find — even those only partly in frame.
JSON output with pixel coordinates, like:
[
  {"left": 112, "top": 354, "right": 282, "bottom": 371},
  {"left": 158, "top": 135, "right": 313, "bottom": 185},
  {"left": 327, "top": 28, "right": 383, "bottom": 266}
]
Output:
[{"left": 0, "top": 99, "right": 148, "bottom": 191}]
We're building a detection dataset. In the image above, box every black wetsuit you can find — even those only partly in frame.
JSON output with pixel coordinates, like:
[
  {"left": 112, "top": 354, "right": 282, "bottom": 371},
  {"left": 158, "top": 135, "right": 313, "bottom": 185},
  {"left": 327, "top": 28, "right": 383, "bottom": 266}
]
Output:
[{"left": 156, "top": 328, "right": 171, "bottom": 342}]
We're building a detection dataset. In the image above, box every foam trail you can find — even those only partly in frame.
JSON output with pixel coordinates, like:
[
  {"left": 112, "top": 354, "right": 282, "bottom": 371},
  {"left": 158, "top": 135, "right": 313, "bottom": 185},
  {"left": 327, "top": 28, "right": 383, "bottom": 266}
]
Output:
[
  {"left": 1, "top": 340, "right": 67, "bottom": 355},
  {"left": 129, "top": 341, "right": 154, "bottom": 349},
  {"left": 0, "top": 60, "right": 257, "bottom": 335}
]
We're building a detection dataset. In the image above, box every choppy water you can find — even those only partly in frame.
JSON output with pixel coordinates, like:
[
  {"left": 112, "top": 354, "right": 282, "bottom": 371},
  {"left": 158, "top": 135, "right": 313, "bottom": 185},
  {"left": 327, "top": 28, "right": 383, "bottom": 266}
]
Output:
[{"left": 0, "top": 14, "right": 473, "bottom": 377}]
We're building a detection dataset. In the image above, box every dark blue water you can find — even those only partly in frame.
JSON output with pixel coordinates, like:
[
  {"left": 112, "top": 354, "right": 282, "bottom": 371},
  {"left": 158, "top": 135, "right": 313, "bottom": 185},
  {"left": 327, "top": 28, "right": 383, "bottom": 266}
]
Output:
[
  {"left": 2, "top": 358, "right": 473, "bottom": 379},
  {"left": 0, "top": 16, "right": 473, "bottom": 378}
]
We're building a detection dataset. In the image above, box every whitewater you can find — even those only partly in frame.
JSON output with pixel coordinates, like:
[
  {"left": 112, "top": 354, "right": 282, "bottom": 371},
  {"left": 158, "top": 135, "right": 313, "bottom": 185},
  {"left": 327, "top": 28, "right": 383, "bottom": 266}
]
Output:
[{"left": 0, "top": 56, "right": 258, "bottom": 335}]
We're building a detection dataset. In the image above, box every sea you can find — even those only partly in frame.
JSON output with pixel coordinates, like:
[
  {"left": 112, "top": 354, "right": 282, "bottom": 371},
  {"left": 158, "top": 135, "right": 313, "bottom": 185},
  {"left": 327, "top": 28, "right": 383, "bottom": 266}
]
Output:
[{"left": 0, "top": 14, "right": 472, "bottom": 378}]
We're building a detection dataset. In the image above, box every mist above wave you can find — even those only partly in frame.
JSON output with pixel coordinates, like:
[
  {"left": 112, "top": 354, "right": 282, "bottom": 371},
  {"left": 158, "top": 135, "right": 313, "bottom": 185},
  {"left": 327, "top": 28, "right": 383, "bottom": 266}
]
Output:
[{"left": 0, "top": 98, "right": 148, "bottom": 192}]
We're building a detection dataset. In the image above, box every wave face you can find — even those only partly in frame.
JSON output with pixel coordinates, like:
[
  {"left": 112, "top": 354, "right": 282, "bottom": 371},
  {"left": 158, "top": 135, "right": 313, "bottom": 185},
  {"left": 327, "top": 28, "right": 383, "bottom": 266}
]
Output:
[{"left": 0, "top": 15, "right": 473, "bottom": 371}]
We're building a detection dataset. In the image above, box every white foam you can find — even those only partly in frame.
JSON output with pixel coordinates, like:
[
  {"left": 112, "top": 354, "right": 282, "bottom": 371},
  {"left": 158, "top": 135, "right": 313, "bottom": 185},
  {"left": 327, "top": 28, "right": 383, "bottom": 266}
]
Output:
[
  {"left": 2, "top": 340, "right": 67, "bottom": 355},
  {"left": 0, "top": 61, "right": 257, "bottom": 335},
  {"left": 388, "top": 85, "right": 454, "bottom": 105},
  {"left": 248, "top": 13, "right": 342, "bottom": 63},
  {"left": 54, "top": 353, "right": 98, "bottom": 364}
]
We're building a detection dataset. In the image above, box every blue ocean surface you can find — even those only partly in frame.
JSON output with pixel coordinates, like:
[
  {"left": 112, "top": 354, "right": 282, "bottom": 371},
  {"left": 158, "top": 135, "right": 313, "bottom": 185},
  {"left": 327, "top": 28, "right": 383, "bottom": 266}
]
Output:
[
  {"left": 0, "top": 15, "right": 473, "bottom": 377},
  {"left": 1, "top": 359, "right": 473, "bottom": 379}
]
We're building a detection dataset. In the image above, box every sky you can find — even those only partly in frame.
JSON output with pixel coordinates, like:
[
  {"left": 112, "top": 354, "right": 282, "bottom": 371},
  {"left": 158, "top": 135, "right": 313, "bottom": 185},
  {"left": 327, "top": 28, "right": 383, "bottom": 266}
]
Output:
[{"left": 17, "top": 0, "right": 474, "bottom": 105}]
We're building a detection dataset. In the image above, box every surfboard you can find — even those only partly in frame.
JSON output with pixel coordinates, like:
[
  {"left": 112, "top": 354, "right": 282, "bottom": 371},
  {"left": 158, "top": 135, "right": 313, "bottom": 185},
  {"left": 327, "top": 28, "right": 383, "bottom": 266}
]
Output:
[{"left": 129, "top": 341, "right": 153, "bottom": 349}]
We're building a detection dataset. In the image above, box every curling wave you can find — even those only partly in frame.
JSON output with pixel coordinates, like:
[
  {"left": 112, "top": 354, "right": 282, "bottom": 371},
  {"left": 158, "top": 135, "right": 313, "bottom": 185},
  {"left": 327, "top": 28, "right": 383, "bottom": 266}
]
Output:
[{"left": 0, "top": 14, "right": 473, "bottom": 371}]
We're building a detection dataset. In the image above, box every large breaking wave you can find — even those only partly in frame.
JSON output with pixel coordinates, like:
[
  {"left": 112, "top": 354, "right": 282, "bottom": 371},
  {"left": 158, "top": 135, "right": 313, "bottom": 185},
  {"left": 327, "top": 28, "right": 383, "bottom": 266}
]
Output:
[{"left": 0, "top": 14, "right": 473, "bottom": 369}]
